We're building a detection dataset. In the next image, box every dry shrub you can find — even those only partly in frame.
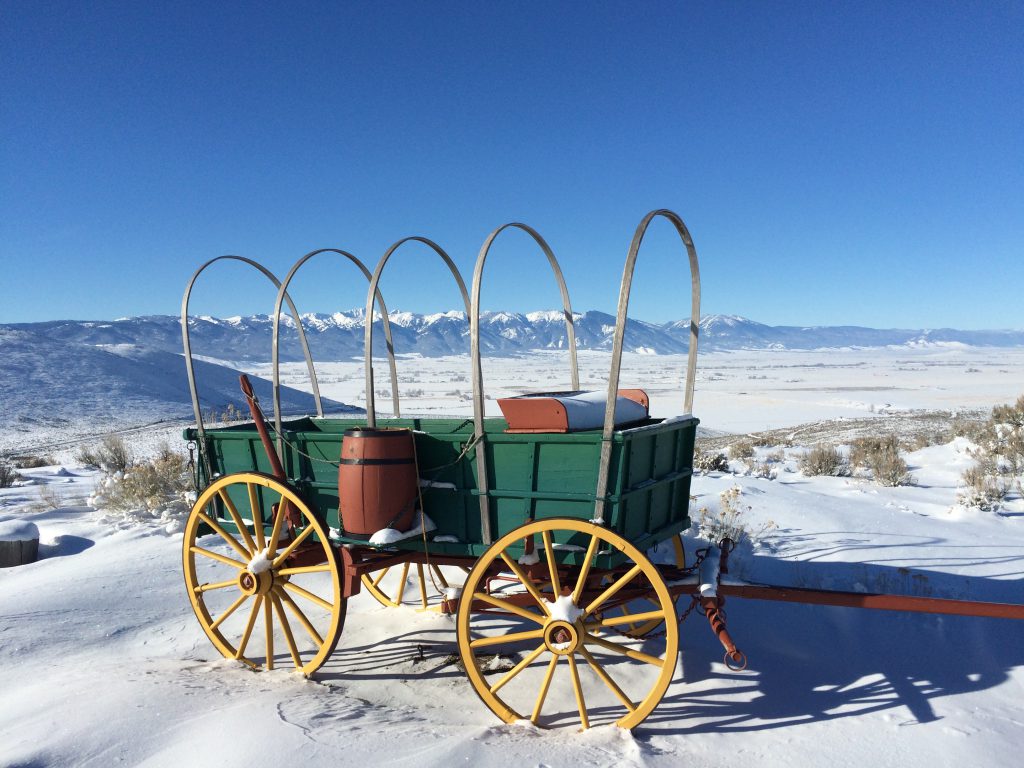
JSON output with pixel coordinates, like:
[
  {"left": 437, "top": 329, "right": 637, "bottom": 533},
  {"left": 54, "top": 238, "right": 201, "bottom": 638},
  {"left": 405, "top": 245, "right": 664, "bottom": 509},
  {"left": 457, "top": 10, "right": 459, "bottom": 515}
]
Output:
[
  {"left": 798, "top": 444, "right": 849, "bottom": 477},
  {"left": 873, "top": 449, "right": 914, "bottom": 487},
  {"left": 960, "top": 461, "right": 1007, "bottom": 511},
  {"left": 76, "top": 434, "right": 133, "bottom": 472},
  {"left": 850, "top": 435, "right": 914, "bottom": 486},
  {"left": 749, "top": 461, "right": 778, "bottom": 480},
  {"left": 34, "top": 484, "right": 63, "bottom": 511},
  {"left": 729, "top": 440, "right": 755, "bottom": 459},
  {"left": 949, "top": 413, "right": 985, "bottom": 442},
  {"left": 12, "top": 454, "right": 56, "bottom": 469},
  {"left": 0, "top": 460, "right": 22, "bottom": 488},
  {"left": 695, "top": 486, "right": 775, "bottom": 549},
  {"left": 89, "top": 443, "right": 192, "bottom": 525},
  {"left": 958, "top": 395, "right": 1024, "bottom": 509},
  {"left": 694, "top": 450, "right": 729, "bottom": 473}
]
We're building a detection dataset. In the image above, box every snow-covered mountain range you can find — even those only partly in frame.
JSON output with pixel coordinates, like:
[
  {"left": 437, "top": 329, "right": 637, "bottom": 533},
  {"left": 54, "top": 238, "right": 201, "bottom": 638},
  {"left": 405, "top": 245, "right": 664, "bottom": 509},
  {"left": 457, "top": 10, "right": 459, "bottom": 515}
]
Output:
[
  {"left": 7, "top": 311, "right": 1024, "bottom": 364},
  {"left": 4, "top": 311, "right": 1021, "bottom": 450},
  {"left": 0, "top": 326, "right": 355, "bottom": 452}
]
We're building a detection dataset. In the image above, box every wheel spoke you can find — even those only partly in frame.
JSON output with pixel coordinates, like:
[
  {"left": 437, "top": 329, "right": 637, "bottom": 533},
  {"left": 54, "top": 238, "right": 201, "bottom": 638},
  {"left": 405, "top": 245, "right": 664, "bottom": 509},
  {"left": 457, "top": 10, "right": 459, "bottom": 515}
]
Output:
[
  {"left": 431, "top": 564, "right": 450, "bottom": 589},
  {"left": 271, "top": 523, "right": 316, "bottom": 568},
  {"left": 416, "top": 564, "right": 428, "bottom": 608},
  {"left": 583, "top": 563, "right": 643, "bottom": 618},
  {"left": 191, "top": 545, "right": 247, "bottom": 570},
  {"left": 196, "top": 513, "right": 251, "bottom": 561},
  {"left": 209, "top": 592, "right": 249, "bottom": 631},
  {"left": 542, "top": 530, "right": 562, "bottom": 597},
  {"left": 498, "top": 553, "right": 551, "bottom": 616},
  {"left": 394, "top": 562, "right": 411, "bottom": 604},
  {"left": 267, "top": 498, "right": 288, "bottom": 557},
  {"left": 489, "top": 643, "right": 547, "bottom": 694},
  {"left": 588, "top": 609, "right": 666, "bottom": 630},
  {"left": 218, "top": 489, "right": 257, "bottom": 555},
  {"left": 371, "top": 566, "right": 391, "bottom": 588},
  {"left": 193, "top": 578, "right": 237, "bottom": 594},
  {"left": 235, "top": 594, "right": 263, "bottom": 660},
  {"left": 276, "top": 587, "right": 325, "bottom": 646},
  {"left": 531, "top": 653, "right": 559, "bottom": 724},
  {"left": 469, "top": 628, "right": 545, "bottom": 649},
  {"left": 248, "top": 482, "right": 266, "bottom": 550},
  {"left": 567, "top": 654, "right": 590, "bottom": 730},
  {"left": 472, "top": 591, "right": 546, "bottom": 625},
  {"left": 282, "top": 581, "right": 334, "bottom": 612},
  {"left": 272, "top": 594, "right": 302, "bottom": 667},
  {"left": 264, "top": 596, "right": 274, "bottom": 670},
  {"left": 276, "top": 564, "right": 332, "bottom": 577},
  {"left": 579, "top": 646, "right": 636, "bottom": 712},
  {"left": 584, "top": 632, "right": 664, "bottom": 667},
  {"left": 571, "top": 533, "right": 600, "bottom": 603}
]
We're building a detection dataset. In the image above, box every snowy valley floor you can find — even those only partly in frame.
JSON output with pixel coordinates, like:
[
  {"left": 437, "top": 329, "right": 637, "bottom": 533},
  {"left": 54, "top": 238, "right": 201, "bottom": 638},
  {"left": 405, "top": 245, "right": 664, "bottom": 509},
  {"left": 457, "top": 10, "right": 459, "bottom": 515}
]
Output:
[{"left": 2, "top": 349, "right": 1023, "bottom": 767}]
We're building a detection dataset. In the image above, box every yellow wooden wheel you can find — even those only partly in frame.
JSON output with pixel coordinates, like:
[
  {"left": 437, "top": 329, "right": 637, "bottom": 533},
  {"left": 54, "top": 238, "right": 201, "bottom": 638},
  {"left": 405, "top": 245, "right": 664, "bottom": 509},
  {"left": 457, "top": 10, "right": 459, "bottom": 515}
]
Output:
[
  {"left": 183, "top": 472, "right": 345, "bottom": 676},
  {"left": 361, "top": 563, "right": 470, "bottom": 611},
  {"left": 456, "top": 518, "right": 679, "bottom": 730}
]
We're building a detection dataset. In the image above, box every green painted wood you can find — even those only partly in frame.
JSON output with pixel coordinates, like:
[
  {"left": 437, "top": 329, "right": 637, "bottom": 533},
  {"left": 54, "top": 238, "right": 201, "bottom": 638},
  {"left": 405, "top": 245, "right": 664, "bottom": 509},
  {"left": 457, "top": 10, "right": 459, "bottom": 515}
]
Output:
[{"left": 184, "top": 414, "right": 698, "bottom": 561}]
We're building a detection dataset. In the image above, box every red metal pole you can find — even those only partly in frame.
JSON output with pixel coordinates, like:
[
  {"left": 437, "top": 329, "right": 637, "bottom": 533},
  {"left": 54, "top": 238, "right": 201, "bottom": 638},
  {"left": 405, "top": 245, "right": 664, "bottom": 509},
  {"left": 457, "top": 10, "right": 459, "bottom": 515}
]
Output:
[{"left": 716, "top": 583, "right": 1024, "bottom": 620}]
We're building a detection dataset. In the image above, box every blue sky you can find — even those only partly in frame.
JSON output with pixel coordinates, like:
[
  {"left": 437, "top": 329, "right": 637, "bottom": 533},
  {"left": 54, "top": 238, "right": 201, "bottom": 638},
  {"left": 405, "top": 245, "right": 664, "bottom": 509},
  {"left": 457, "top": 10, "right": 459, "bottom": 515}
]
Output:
[{"left": 2, "top": 1, "right": 1021, "bottom": 329}]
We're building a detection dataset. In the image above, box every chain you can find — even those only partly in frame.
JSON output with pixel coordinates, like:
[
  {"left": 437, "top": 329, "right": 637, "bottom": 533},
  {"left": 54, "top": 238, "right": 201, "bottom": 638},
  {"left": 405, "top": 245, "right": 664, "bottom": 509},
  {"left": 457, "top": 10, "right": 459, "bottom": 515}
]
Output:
[
  {"left": 612, "top": 543, "right": 708, "bottom": 640},
  {"left": 186, "top": 441, "right": 199, "bottom": 493}
]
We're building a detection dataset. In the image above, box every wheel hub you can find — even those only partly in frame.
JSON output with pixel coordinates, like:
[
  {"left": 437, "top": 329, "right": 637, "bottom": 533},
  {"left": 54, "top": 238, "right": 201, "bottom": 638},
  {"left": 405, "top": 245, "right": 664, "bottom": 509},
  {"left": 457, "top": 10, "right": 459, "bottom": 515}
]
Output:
[
  {"left": 543, "top": 620, "right": 582, "bottom": 655},
  {"left": 238, "top": 568, "right": 273, "bottom": 596}
]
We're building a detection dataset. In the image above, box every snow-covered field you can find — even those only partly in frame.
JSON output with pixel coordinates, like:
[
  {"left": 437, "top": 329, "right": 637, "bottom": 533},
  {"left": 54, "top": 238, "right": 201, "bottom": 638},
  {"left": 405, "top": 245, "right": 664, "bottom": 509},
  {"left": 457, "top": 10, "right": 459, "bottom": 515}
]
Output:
[{"left": 2, "top": 349, "right": 1022, "bottom": 767}]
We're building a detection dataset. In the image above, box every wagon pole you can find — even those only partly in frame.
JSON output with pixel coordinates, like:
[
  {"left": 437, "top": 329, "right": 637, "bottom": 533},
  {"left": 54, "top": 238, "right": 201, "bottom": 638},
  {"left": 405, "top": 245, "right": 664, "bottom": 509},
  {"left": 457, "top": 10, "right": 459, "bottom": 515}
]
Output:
[
  {"left": 239, "top": 374, "right": 300, "bottom": 531},
  {"left": 666, "top": 539, "right": 1024, "bottom": 673},
  {"left": 713, "top": 583, "right": 1024, "bottom": 621}
]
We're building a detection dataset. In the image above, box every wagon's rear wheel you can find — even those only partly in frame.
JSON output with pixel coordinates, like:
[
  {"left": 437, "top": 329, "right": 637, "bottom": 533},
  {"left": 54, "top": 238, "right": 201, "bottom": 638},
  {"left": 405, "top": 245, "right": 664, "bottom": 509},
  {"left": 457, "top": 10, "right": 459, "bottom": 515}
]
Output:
[
  {"left": 361, "top": 563, "right": 471, "bottom": 611},
  {"left": 456, "top": 518, "right": 678, "bottom": 730},
  {"left": 183, "top": 472, "right": 345, "bottom": 676}
]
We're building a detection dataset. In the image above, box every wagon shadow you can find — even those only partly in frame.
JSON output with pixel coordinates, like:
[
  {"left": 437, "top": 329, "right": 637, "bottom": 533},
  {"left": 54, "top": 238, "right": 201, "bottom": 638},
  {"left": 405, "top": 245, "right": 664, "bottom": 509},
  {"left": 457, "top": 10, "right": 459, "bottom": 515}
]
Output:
[
  {"left": 318, "top": 627, "right": 464, "bottom": 682},
  {"left": 640, "top": 554, "right": 1024, "bottom": 736}
]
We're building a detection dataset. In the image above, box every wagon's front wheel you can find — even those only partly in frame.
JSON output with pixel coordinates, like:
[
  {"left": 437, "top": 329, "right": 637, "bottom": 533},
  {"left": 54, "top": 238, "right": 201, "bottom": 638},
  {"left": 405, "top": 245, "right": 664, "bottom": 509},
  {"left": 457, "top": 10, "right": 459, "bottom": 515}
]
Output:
[
  {"left": 183, "top": 472, "right": 345, "bottom": 676},
  {"left": 456, "top": 518, "right": 678, "bottom": 730}
]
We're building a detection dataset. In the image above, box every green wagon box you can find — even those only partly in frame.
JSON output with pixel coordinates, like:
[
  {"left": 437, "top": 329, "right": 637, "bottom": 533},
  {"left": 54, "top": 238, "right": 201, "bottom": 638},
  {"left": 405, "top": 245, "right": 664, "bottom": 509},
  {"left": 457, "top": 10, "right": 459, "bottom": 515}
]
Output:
[{"left": 186, "top": 412, "right": 697, "bottom": 566}]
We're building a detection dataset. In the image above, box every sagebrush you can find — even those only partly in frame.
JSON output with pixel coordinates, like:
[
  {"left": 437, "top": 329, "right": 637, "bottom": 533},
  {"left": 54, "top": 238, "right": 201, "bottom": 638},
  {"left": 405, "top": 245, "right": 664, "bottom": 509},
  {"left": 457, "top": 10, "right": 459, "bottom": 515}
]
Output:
[
  {"left": 958, "top": 395, "right": 1024, "bottom": 510},
  {"left": 694, "top": 450, "right": 730, "bottom": 473},
  {"left": 850, "top": 435, "right": 914, "bottom": 486},
  {"left": 729, "top": 440, "right": 755, "bottom": 460},
  {"left": 798, "top": 444, "right": 849, "bottom": 477},
  {"left": 76, "top": 434, "right": 133, "bottom": 472},
  {"left": 0, "top": 460, "right": 21, "bottom": 488},
  {"left": 89, "top": 443, "right": 193, "bottom": 527},
  {"left": 695, "top": 485, "right": 776, "bottom": 549},
  {"left": 12, "top": 454, "right": 56, "bottom": 469}
]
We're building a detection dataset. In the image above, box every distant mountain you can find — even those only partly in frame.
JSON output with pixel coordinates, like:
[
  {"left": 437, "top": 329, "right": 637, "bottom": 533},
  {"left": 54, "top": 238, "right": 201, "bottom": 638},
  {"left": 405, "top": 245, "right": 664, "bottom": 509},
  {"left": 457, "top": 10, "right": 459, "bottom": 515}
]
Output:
[
  {"left": 5, "top": 312, "right": 1024, "bottom": 365},
  {"left": 0, "top": 327, "right": 357, "bottom": 444}
]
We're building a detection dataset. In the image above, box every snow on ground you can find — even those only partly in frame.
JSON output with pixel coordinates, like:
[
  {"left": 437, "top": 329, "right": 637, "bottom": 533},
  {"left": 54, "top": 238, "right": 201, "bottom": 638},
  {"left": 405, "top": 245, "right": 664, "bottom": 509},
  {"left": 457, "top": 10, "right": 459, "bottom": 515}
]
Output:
[
  {"left": 259, "top": 346, "right": 1024, "bottom": 431},
  {"left": 2, "top": 349, "right": 1023, "bottom": 766}
]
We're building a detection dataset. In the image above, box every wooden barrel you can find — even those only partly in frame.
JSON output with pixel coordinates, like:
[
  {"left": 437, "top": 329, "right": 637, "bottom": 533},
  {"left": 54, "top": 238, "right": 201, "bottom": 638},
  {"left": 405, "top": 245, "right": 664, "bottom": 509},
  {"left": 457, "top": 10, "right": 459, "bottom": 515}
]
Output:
[{"left": 338, "top": 428, "right": 418, "bottom": 535}]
